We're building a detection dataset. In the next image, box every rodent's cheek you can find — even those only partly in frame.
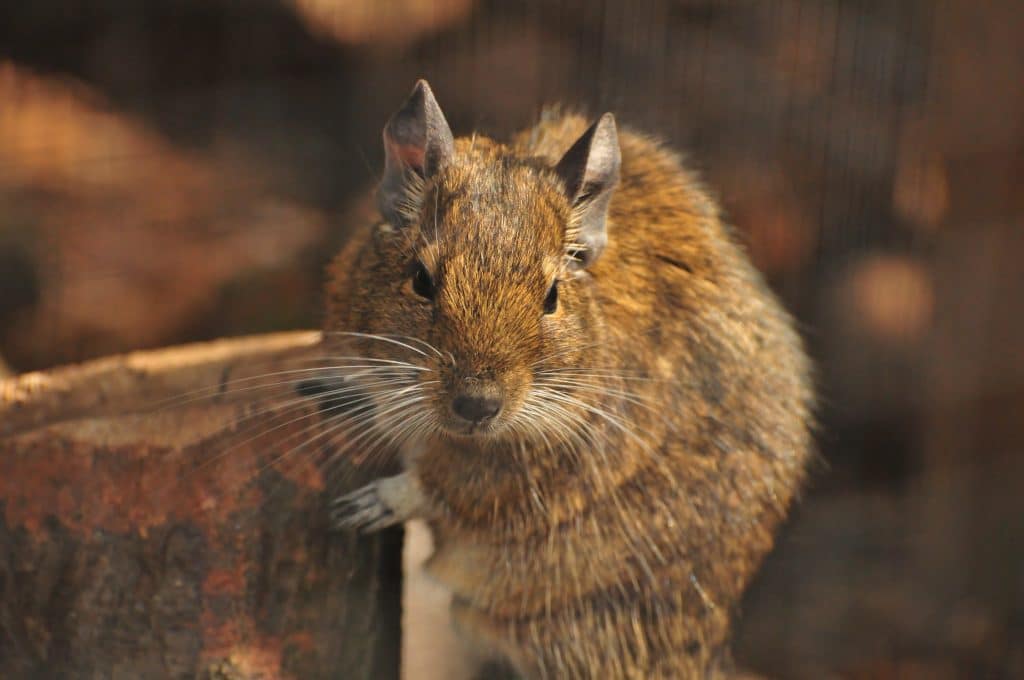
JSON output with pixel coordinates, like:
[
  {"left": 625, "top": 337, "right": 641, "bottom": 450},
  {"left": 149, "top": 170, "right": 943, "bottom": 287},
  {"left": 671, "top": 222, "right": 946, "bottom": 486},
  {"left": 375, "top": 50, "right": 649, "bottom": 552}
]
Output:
[
  {"left": 538, "top": 314, "right": 587, "bottom": 368},
  {"left": 392, "top": 282, "right": 432, "bottom": 319}
]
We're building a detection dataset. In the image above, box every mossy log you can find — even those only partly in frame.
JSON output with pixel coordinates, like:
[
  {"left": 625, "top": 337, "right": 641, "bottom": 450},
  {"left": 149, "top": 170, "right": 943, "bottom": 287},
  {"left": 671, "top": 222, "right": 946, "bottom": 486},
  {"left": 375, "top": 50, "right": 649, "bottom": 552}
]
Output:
[{"left": 0, "top": 332, "right": 401, "bottom": 679}]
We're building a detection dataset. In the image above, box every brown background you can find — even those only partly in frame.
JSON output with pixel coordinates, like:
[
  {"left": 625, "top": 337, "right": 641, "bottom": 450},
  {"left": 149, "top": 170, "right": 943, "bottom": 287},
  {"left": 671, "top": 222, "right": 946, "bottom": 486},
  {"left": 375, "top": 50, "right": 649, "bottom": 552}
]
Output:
[{"left": 0, "top": 1, "right": 1021, "bottom": 677}]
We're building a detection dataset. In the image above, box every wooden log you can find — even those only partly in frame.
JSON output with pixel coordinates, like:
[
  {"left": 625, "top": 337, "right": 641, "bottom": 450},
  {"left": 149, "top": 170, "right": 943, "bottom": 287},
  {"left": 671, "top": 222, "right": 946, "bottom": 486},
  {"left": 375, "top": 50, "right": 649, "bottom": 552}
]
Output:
[{"left": 0, "top": 332, "right": 401, "bottom": 679}]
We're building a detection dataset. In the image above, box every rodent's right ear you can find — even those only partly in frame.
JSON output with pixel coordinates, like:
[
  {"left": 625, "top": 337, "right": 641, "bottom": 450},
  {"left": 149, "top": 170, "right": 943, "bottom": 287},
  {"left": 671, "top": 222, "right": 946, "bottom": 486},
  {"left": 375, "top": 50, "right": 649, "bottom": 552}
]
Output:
[{"left": 378, "top": 79, "right": 454, "bottom": 227}]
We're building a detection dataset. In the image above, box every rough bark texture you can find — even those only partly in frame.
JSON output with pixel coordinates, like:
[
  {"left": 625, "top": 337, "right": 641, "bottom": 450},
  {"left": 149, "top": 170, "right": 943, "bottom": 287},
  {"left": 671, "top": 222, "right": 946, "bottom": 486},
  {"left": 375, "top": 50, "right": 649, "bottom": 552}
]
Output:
[{"left": 0, "top": 332, "right": 401, "bottom": 680}]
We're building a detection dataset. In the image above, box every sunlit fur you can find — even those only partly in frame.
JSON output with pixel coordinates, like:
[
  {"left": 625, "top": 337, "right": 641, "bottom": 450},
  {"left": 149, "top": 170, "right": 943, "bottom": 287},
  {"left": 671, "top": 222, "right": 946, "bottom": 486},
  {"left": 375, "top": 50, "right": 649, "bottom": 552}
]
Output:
[{"left": 324, "top": 111, "right": 814, "bottom": 679}]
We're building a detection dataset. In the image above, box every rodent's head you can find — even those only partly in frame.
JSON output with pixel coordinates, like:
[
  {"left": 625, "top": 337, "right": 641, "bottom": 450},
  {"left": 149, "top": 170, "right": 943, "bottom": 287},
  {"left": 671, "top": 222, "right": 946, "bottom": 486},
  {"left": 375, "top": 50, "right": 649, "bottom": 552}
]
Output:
[{"left": 333, "top": 81, "right": 621, "bottom": 440}]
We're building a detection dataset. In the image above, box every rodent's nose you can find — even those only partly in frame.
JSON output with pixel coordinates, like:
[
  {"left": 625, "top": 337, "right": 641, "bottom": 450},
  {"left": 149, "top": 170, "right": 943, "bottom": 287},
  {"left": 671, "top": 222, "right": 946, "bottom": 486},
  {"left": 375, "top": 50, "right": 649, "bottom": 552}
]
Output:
[{"left": 451, "top": 394, "right": 502, "bottom": 424}]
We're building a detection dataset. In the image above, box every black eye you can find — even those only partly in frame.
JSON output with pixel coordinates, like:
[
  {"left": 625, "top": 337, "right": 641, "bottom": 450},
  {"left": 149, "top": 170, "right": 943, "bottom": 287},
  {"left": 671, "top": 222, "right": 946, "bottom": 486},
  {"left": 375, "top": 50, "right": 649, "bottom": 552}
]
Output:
[
  {"left": 411, "top": 261, "right": 435, "bottom": 300},
  {"left": 543, "top": 281, "right": 558, "bottom": 314}
]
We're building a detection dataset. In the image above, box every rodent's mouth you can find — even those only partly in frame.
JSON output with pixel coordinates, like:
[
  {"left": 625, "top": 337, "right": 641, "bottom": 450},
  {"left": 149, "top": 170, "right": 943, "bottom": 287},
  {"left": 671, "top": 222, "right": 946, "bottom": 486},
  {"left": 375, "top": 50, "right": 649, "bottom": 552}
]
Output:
[{"left": 439, "top": 417, "right": 505, "bottom": 439}]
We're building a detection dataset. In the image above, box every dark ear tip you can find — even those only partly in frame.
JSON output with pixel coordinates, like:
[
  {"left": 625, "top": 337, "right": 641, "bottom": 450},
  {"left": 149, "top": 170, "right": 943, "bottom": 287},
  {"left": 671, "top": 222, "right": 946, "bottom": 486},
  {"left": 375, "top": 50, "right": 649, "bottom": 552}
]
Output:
[
  {"left": 408, "top": 79, "right": 429, "bottom": 102},
  {"left": 395, "top": 80, "right": 433, "bottom": 114},
  {"left": 411, "top": 79, "right": 445, "bottom": 110},
  {"left": 402, "top": 79, "right": 448, "bottom": 127}
]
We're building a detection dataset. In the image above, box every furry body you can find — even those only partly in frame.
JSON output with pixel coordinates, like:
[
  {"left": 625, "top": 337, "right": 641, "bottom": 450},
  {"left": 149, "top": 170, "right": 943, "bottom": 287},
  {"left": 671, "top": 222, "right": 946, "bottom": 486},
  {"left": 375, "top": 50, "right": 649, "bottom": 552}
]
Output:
[{"left": 327, "top": 84, "right": 812, "bottom": 679}]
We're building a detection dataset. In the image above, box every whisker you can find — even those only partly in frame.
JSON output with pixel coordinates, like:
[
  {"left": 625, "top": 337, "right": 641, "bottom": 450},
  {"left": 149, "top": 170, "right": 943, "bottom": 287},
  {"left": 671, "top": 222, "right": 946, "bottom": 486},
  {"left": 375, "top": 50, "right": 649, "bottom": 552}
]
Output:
[
  {"left": 149, "top": 359, "right": 429, "bottom": 411},
  {"left": 319, "top": 407, "right": 431, "bottom": 491},
  {"left": 533, "top": 378, "right": 660, "bottom": 408},
  {"left": 308, "top": 357, "right": 433, "bottom": 370},
  {"left": 276, "top": 400, "right": 421, "bottom": 484},
  {"left": 188, "top": 388, "right": 381, "bottom": 476},
  {"left": 345, "top": 381, "right": 439, "bottom": 463},
  {"left": 245, "top": 399, "right": 385, "bottom": 496},
  {"left": 516, "top": 395, "right": 613, "bottom": 498},
  {"left": 255, "top": 384, "right": 431, "bottom": 484},
  {"left": 536, "top": 367, "right": 668, "bottom": 382},
  {"left": 183, "top": 372, "right": 425, "bottom": 479},
  {"left": 351, "top": 404, "right": 435, "bottom": 466},
  {"left": 320, "top": 392, "right": 439, "bottom": 494},
  {"left": 532, "top": 388, "right": 660, "bottom": 458},
  {"left": 529, "top": 340, "right": 607, "bottom": 368},
  {"left": 526, "top": 389, "right": 673, "bottom": 562},
  {"left": 385, "top": 334, "right": 446, "bottom": 360},
  {"left": 204, "top": 374, "right": 417, "bottom": 456},
  {"left": 514, "top": 393, "right": 592, "bottom": 465},
  {"left": 533, "top": 376, "right": 683, "bottom": 438},
  {"left": 325, "top": 331, "right": 432, "bottom": 358},
  {"left": 157, "top": 371, "right": 414, "bottom": 415},
  {"left": 323, "top": 395, "right": 431, "bottom": 469},
  {"left": 326, "top": 332, "right": 444, "bottom": 361}
]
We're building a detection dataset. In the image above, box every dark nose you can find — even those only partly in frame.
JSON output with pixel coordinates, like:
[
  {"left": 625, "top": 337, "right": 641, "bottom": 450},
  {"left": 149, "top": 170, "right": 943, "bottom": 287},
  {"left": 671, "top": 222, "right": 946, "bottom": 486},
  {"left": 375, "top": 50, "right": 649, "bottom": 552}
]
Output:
[{"left": 451, "top": 394, "right": 502, "bottom": 423}]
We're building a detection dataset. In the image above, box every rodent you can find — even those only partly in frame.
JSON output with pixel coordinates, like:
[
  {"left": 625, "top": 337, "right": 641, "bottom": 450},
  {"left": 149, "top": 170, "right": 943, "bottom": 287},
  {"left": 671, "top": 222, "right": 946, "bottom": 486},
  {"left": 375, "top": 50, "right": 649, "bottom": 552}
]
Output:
[{"left": 324, "top": 80, "right": 813, "bottom": 679}]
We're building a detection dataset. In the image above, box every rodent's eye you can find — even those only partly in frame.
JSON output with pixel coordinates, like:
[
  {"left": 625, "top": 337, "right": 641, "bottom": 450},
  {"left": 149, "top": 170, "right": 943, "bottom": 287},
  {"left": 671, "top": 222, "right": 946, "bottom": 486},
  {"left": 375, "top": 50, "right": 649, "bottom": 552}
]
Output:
[
  {"left": 543, "top": 281, "right": 558, "bottom": 315},
  {"left": 411, "top": 261, "right": 435, "bottom": 300}
]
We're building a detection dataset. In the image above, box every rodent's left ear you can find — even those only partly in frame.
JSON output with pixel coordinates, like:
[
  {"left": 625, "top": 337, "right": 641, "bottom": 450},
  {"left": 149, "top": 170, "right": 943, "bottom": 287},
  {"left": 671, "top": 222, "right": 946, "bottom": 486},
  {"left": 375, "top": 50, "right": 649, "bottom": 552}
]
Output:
[{"left": 555, "top": 113, "right": 620, "bottom": 268}]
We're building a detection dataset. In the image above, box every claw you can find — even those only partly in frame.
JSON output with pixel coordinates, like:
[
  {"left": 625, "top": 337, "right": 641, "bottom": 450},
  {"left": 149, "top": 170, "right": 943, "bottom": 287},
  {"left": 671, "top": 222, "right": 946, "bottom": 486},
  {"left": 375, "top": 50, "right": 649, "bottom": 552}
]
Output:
[
  {"left": 330, "top": 486, "right": 368, "bottom": 506},
  {"left": 330, "top": 482, "right": 395, "bottom": 533}
]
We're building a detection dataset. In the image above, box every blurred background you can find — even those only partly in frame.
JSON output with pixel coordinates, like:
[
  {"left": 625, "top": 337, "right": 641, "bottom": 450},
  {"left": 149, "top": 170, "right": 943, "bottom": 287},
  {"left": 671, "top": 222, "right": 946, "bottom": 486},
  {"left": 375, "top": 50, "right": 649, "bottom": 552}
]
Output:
[{"left": 0, "top": 0, "right": 1021, "bottom": 677}]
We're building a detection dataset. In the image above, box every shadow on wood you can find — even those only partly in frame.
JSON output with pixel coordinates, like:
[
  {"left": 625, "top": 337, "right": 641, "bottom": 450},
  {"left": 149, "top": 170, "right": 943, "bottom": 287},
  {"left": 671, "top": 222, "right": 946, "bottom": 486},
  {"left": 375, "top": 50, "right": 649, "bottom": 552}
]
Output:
[{"left": 0, "top": 332, "right": 401, "bottom": 679}]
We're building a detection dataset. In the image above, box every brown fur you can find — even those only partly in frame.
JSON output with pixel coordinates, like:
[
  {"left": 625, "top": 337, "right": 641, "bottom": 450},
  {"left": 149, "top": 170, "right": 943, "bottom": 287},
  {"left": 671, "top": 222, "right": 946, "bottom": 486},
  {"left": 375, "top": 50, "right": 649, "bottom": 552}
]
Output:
[{"left": 325, "top": 108, "right": 813, "bottom": 678}]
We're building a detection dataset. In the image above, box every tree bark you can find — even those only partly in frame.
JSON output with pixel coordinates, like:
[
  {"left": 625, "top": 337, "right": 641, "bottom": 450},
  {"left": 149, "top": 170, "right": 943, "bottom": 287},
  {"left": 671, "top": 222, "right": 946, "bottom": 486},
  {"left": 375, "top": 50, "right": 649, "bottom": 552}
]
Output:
[{"left": 0, "top": 332, "right": 401, "bottom": 679}]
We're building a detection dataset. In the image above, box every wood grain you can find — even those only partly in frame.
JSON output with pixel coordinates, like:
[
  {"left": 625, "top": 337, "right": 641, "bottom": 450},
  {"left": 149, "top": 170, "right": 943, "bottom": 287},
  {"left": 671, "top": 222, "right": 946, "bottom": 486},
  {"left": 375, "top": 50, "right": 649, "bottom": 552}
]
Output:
[{"left": 0, "top": 332, "right": 401, "bottom": 679}]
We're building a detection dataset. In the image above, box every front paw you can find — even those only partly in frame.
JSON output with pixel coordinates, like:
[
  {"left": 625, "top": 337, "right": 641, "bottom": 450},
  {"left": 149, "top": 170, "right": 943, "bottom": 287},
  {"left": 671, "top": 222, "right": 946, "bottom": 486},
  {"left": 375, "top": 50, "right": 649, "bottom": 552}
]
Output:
[
  {"left": 330, "top": 481, "right": 397, "bottom": 534},
  {"left": 330, "top": 472, "right": 425, "bottom": 533}
]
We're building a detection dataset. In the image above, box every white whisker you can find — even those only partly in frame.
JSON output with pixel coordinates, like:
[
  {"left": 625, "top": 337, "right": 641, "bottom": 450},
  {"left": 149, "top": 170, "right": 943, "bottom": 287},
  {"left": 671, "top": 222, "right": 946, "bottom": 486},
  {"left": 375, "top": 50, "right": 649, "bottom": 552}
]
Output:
[
  {"left": 260, "top": 382, "right": 431, "bottom": 479},
  {"left": 533, "top": 377, "right": 659, "bottom": 408},
  {"left": 325, "top": 331, "right": 432, "bottom": 358},
  {"left": 149, "top": 358, "right": 430, "bottom": 412}
]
